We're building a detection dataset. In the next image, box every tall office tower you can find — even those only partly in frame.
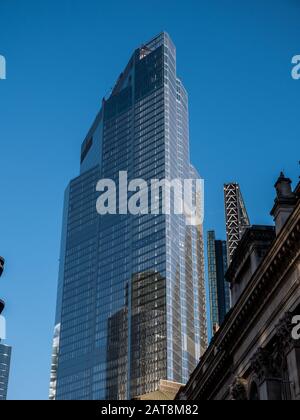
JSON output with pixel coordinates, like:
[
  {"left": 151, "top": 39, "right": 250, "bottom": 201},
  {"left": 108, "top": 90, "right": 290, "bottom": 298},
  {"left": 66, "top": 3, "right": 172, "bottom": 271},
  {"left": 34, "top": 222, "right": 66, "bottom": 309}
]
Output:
[
  {"left": 51, "top": 32, "right": 207, "bottom": 400},
  {"left": 0, "top": 344, "right": 11, "bottom": 400},
  {"left": 224, "top": 183, "right": 250, "bottom": 263},
  {"left": 207, "top": 231, "right": 231, "bottom": 337},
  {"left": 0, "top": 256, "right": 12, "bottom": 400}
]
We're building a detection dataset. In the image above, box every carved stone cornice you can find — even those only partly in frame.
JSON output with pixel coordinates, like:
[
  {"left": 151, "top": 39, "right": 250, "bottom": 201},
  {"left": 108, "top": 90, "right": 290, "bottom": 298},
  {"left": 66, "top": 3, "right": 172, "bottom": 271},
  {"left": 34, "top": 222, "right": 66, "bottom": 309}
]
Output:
[{"left": 230, "top": 377, "right": 248, "bottom": 400}]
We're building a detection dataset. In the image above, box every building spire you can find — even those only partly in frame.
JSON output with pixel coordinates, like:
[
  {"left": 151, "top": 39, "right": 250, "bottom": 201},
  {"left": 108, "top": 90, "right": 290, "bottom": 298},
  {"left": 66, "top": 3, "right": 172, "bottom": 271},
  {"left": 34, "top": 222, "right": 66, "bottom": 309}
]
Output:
[{"left": 224, "top": 183, "right": 250, "bottom": 263}]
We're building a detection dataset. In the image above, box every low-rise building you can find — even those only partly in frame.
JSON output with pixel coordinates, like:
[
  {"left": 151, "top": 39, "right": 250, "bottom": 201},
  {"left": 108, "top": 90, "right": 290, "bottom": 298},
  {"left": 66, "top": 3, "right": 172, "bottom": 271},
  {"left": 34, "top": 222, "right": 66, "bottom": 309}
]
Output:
[{"left": 177, "top": 173, "right": 300, "bottom": 400}]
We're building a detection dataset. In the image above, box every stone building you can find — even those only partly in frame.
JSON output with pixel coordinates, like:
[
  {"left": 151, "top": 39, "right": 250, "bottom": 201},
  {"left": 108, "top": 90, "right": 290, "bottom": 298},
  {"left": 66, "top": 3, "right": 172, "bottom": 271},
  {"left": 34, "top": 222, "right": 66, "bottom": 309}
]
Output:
[{"left": 177, "top": 173, "right": 300, "bottom": 400}]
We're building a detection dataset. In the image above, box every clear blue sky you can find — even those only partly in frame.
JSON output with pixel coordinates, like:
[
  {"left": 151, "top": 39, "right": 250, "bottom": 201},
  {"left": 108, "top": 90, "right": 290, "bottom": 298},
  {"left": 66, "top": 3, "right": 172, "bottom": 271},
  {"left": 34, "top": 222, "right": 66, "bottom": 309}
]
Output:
[{"left": 0, "top": 0, "right": 299, "bottom": 400}]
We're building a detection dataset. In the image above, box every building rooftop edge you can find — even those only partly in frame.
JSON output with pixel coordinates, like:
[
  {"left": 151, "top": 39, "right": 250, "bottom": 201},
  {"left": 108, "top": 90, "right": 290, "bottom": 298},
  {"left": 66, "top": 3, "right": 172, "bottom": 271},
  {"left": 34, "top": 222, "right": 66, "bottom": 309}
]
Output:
[{"left": 179, "top": 190, "right": 300, "bottom": 399}]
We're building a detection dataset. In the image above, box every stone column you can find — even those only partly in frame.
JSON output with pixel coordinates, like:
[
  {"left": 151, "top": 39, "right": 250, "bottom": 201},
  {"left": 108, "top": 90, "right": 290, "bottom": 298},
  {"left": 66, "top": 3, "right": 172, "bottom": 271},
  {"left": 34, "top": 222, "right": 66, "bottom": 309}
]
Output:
[
  {"left": 250, "top": 348, "right": 282, "bottom": 400},
  {"left": 275, "top": 312, "right": 300, "bottom": 400}
]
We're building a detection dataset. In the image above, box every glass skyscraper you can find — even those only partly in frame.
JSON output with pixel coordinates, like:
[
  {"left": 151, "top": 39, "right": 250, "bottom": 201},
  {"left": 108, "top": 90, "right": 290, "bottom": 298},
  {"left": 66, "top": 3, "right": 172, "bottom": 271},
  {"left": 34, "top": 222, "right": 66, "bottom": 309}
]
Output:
[
  {"left": 207, "top": 231, "right": 231, "bottom": 337},
  {"left": 0, "top": 344, "right": 11, "bottom": 400},
  {"left": 52, "top": 32, "right": 207, "bottom": 400}
]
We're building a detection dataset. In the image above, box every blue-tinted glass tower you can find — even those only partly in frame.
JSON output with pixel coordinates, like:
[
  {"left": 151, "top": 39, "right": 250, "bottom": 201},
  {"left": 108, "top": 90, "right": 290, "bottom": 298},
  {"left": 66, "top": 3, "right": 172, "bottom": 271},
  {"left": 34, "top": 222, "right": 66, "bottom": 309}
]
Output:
[
  {"left": 51, "top": 33, "right": 207, "bottom": 400},
  {"left": 207, "top": 231, "right": 231, "bottom": 336},
  {"left": 0, "top": 344, "right": 11, "bottom": 400}
]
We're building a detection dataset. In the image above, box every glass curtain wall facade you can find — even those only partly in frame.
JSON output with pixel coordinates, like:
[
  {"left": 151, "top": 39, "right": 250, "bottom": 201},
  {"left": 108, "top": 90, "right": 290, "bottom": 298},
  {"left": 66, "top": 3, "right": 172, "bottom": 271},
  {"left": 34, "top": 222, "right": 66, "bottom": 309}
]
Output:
[
  {"left": 0, "top": 344, "right": 11, "bottom": 400},
  {"left": 52, "top": 32, "right": 207, "bottom": 400},
  {"left": 207, "top": 231, "right": 231, "bottom": 336}
]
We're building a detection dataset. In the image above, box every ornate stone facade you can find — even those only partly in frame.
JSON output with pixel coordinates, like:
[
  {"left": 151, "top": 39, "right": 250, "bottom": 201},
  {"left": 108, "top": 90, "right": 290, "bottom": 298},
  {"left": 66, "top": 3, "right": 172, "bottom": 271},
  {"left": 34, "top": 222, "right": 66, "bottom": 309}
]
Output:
[
  {"left": 177, "top": 174, "right": 300, "bottom": 400},
  {"left": 230, "top": 377, "right": 248, "bottom": 400}
]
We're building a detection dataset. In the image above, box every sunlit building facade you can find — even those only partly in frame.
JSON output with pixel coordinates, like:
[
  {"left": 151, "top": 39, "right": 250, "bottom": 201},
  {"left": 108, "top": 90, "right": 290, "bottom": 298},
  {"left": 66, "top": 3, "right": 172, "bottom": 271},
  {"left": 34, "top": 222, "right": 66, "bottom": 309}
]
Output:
[{"left": 52, "top": 32, "right": 207, "bottom": 400}]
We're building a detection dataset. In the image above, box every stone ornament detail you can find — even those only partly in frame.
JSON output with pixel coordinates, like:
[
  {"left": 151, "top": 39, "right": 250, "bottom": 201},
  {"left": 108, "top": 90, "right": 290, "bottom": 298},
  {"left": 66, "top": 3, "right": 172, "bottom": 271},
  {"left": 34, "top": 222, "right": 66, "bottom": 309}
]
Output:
[
  {"left": 250, "top": 314, "right": 298, "bottom": 389},
  {"left": 230, "top": 377, "right": 248, "bottom": 400},
  {"left": 250, "top": 347, "right": 281, "bottom": 385},
  {"left": 275, "top": 312, "right": 299, "bottom": 354}
]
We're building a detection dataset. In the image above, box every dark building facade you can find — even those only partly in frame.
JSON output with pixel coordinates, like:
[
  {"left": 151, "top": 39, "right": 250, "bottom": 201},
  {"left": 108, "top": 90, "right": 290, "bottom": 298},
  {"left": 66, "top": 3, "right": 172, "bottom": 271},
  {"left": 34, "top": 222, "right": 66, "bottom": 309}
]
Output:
[
  {"left": 0, "top": 257, "right": 12, "bottom": 400},
  {"left": 177, "top": 173, "right": 300, "bottom": 400},
  {"left": 51, "top": 32, "right": 207, "bottom": 400},
  {"left": 207, "top": 231, "right": 231, "bottom": 336}
]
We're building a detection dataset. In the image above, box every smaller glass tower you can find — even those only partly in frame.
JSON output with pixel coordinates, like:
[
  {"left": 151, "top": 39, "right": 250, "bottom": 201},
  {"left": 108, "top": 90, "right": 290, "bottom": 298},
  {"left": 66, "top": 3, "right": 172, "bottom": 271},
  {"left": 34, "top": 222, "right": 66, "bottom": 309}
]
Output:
[
  {"left": 207, "top": 231, "right": 231, "bottom": 336},
  {"left": 0, "top": 344, "right": 11, "bottom": 400}
]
